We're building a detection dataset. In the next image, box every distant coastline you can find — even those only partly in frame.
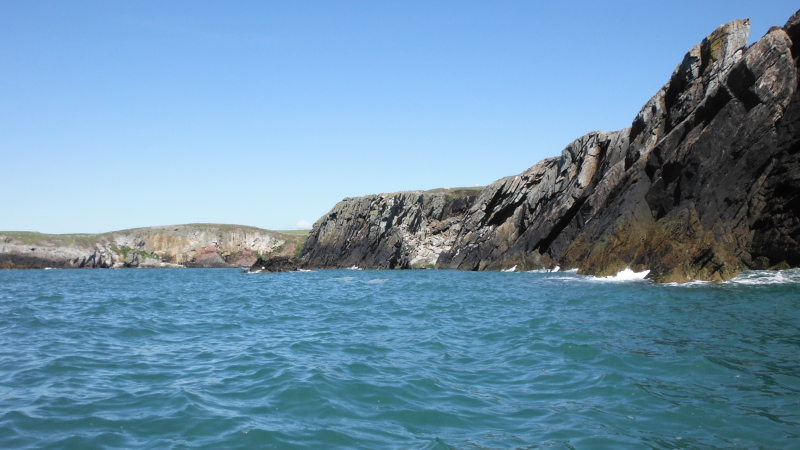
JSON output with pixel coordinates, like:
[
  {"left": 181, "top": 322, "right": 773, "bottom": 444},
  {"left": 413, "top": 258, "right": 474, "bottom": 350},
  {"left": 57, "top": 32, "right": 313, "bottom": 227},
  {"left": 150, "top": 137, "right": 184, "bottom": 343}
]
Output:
[
  {"left": 6, "top": 10, "right": 800, "bottom": 284},
  {"left": 0, "top": 224, "right": 307, "bottom": 269}
]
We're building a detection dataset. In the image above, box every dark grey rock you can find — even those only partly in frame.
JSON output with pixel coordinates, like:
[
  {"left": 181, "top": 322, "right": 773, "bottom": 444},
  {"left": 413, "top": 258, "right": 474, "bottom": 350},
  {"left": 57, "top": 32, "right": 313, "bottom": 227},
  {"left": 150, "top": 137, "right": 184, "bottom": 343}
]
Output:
[
  {"left": 250, "top": 256, "right": 298, "bottom": 273},
  {"left": 299, "top": 188, "right": 480, "bottom": 269},
  {"left": 301, "top": 10, "right": 800, "bottom": 282}
]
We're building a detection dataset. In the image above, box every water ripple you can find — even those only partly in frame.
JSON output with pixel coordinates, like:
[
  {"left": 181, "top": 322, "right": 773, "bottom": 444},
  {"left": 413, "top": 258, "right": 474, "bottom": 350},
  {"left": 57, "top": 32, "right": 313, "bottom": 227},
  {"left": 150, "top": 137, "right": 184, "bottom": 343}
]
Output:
[{"left": 0, "top": 268, "right": 798, "bottom": 448}]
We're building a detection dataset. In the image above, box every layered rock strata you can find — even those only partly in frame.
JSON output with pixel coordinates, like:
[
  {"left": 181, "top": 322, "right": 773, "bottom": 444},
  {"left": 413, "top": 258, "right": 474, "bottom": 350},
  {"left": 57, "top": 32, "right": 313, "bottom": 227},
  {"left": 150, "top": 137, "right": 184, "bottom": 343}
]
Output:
[
  {"left": 302, "top": 11, "right": 800, "bottom": 282},
  {"left": 299, "top": 188, "right": 480, "bottom": 269},
  {"left": 0, "top": 224, "right": 301, "bottom": 269}
]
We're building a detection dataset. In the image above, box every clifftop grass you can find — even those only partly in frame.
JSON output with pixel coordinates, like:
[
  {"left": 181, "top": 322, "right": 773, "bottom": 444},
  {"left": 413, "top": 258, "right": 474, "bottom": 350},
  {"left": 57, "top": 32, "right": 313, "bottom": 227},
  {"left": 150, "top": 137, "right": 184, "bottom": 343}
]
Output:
[
  {"left": 0, "top": 231, "right": 101, "bottom": 247},
  {"left": 1, "top": 224, "right": 306, "bottom": 251}
]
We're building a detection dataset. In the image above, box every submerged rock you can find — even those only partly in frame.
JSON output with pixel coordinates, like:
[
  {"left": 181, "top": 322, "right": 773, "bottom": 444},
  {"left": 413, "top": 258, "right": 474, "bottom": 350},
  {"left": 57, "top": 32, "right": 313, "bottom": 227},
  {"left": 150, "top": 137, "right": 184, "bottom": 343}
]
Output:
[{"left": 250, "top": 256, "right": 298, "bottom": 273}]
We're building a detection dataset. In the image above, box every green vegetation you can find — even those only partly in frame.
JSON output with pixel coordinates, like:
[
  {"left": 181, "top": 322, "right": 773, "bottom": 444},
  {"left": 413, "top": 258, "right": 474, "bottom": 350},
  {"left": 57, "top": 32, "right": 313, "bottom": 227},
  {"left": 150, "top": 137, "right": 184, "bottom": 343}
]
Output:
[
  {"left": 108, "top": 244, "right": 159, "bottom": 260},
  {"left": 2, "top": 224, "right": 312, "bottom": 262},
  {"left": 2, "top": 224, "right": 297, "bottom": 248},
  {"left": 425, "top": 186, "right": 484, "bottom": 194},
  {"left": 277, "top": 230, "right": 311, "bottom": 237},
  {"left": 425, "top": 186, "right": 485, "bottom": 203},
  {"left": 0, "top": 231, "right": 101, "bottom": 247},
  {"left": 295, "top": 234, "right": 309, "bottom": 259},
  {"left": 138, "top": 250, "right": 160, "bottom": 260},
  {"left": 106, "top": 223, "right": 291, "bottom": 242},
  {"left": 247, "top": 231, "right": 311, "bottom": 260},
  {"left": 110, "top": 245, "right": 132, "bottom": 258}
]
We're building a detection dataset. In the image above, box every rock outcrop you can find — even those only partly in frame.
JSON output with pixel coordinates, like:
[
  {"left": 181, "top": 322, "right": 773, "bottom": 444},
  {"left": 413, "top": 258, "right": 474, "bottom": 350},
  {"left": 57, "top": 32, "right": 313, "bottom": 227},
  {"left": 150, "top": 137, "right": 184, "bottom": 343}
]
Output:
[
  {"left": 299, "top": 188, "right": 480, "bottom": 269},
  {"left": 302, "top": 11, "right": 800, "bottom": 282},
  {"left": 0, "top": 224, "right": 303, "bottom": 269},
  {"left": 250, "top": 256, "right": 299, "bottom": 273}
]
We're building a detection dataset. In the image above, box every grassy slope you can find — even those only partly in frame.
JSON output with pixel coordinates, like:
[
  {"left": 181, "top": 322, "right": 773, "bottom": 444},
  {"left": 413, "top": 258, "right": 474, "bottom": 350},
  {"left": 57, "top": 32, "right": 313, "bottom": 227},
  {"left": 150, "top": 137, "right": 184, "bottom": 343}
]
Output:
[
  {"left": 276, "top": 230, "right": 311, "bottom": 236},
  {"left": 424, "top": 186, "right": 484, "bottom": 195},
  {"left": 0, "top": 225, "right": 306, "bottom": 251},
  {"left": 0, "top": 231, "right": 101, "bottom": 247}
]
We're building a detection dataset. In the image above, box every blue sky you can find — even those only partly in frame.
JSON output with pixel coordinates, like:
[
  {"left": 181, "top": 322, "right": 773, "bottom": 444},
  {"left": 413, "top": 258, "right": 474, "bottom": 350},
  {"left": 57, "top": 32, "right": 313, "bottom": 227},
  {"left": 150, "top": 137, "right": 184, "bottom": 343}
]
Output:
[{"left": 2, "top": 1, "right": 798, "bottom": 234}]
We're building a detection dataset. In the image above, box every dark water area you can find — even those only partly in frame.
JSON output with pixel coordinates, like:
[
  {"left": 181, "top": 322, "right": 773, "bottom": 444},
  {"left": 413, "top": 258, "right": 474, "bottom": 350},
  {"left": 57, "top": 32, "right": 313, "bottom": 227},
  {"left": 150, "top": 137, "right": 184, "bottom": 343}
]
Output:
[{"left": 0, "top": 268, "right": 798, "bottom": 449}]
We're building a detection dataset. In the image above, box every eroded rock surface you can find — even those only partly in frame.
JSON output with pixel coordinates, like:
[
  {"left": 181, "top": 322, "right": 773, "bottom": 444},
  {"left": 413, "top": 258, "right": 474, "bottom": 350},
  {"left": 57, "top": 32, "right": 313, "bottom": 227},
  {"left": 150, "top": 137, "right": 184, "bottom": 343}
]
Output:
[
  {"left": 0, "top": 224, "right": 301, "bottom": 269},
  {"left": 437, "top": 14, "right": 800, "bottom": 282},
  {"left": 299, "top": 188, "right": 480, "bottom": 269},
  {"left": 250, "top": 256, "right": 298, "bottom": 273},
  {"left": 303, "top": 11, "right": 800, "bottom": 282}
]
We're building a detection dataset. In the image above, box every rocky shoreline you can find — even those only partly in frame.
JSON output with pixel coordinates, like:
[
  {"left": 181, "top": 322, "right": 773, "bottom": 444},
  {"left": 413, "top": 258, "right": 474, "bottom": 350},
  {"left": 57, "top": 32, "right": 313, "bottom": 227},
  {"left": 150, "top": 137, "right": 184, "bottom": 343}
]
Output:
[
  {"left": 6, "top": 11, "right": 800, "bottom": 283},
  {"left": 283, "top": 10, "right": 800, "bottom": 283},
  {"left": 0, "top": 224, "right": 304, "bottom": 270}
]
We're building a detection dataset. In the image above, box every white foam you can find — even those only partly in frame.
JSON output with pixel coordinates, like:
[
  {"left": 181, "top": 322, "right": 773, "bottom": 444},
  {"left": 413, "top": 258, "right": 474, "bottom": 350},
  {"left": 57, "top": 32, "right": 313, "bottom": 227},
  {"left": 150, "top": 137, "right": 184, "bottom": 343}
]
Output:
[
  {"left": 525, "top": 266, "right": 563, "bottom": 273},
  {"left": 590, "top": 267, "right": 650, "bottom": 282},
  {"left": 663, "top": 280, "right": 712, "bottom": 287},
  {"left": 296, "top": 269, "right": 314, "bottom": 273},
  {"left": 347, "top": 265, "right": 363, "bottom": 271},
  {"left": 502, "top": 265, "right": 517, "bottom": 272},
  {"left": 727, "top": 269, "right": 800, "bottom": 285},
  {"left": 607, "top": 268, "right": 650, "bottom": 281}
]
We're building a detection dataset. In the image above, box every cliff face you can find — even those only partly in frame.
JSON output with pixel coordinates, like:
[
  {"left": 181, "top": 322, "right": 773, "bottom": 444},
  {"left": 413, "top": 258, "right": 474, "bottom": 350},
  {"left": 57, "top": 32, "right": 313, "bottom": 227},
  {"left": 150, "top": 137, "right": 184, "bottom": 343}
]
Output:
[
  {"left": 299, "top": 188, "right": 480, "bottom": 269},
  {"left": 302, "top": 11, "right": 800, "bottom": 282},
  {"left": 0, "top": 224, "right": 302, "bottom": 269}
]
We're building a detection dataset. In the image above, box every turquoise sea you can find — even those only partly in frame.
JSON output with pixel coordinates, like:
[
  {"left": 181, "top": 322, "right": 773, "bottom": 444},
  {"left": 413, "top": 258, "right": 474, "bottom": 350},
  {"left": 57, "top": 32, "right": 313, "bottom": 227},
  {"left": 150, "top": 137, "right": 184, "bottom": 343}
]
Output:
[{"left": 0, "top": 268, "right": 798, "bottom": 449}]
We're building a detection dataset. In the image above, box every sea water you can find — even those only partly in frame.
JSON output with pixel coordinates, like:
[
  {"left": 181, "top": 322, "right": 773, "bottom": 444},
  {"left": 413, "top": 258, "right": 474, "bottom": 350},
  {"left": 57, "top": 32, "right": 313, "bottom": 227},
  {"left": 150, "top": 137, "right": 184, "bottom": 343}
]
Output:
[{"left": 0, "top": 268, "right": 798, "bottom": 449}]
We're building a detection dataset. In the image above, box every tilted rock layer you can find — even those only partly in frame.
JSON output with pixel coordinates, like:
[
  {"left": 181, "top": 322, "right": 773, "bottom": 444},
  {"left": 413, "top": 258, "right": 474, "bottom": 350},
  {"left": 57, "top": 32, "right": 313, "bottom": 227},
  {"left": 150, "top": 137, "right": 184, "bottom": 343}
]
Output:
[
  {"left": 0, "top": 224, "right": 301, "bottom": 269},
  {"left": 300, "top": 188, "right": 480, "bottom": 269},
  {"left": 303, "top": 11, "right": 800, "bottom": 282}
]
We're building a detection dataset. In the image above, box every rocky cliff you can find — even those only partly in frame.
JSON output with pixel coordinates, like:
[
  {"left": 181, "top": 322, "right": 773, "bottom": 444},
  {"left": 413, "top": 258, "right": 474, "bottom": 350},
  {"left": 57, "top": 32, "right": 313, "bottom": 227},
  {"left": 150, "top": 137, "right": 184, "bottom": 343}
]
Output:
[
  {"left": 301, "top": 11, "right": 800, "bottom": 282},
  {"left": 299, "top": 188, "right": 481, "bottom": 269},
  {"left": 0, "top": 224, "right": 303, "bottom": 269}
]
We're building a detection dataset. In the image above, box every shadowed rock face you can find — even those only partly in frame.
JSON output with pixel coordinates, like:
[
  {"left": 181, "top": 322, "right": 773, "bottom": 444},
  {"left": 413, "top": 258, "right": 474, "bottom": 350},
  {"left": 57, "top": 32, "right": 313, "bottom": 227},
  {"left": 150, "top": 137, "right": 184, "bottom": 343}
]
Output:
[
  {"left": 303, "top": 11, "right": 800, "bottom": 282},
  {"left": 250, "top": 256, "right": 298, "bottom": 273},
  {"left": 437, "top": 13, "right": 800, "bottom": 282}
]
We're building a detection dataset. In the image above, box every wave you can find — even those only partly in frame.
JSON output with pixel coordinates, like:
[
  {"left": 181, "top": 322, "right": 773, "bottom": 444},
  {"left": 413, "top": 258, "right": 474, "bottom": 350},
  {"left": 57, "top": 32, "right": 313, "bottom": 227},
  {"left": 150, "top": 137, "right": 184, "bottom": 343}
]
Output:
[
  {"left": 663, "top": 280, "right": 713, "bottom": 287},
  {"left": 585, "top": 267, "right": 650, "bottom": 283},
  {"left": 726, "top": 269, "right": 800, "bottom": 285},
  {"left": 526, "top": 266, "right": 564, "bottom": 273}
]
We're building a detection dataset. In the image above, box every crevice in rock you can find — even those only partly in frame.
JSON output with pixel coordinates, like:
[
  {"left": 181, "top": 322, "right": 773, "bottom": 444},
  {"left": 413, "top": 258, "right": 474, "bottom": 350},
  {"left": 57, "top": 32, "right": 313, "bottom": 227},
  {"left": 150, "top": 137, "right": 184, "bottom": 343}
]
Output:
[{"left": 536, "top": 196, "right": 588, "bottom": 255}]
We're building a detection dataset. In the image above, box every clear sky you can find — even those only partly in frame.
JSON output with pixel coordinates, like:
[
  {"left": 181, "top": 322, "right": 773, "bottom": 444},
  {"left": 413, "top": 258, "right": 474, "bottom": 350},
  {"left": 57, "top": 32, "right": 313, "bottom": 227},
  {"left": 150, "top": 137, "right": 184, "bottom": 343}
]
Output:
[{"left": 2, "top": 1, "right": 798, "bottom": 234}]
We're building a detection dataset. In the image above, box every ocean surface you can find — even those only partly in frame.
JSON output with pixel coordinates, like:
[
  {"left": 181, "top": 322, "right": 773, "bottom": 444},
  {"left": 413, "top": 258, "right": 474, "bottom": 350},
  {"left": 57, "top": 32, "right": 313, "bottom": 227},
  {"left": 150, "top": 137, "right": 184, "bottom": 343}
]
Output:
[{"left": 0, "top": 268, "right": 799, "bottom": 449}]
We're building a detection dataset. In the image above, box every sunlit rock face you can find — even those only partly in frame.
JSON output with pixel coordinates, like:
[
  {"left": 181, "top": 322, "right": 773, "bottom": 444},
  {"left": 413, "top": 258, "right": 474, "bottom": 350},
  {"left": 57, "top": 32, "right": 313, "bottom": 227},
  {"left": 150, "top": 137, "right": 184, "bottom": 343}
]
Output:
[
  {"left": 304, "top": 11, "right": 800, "bottom": 282},
  {"left": 299, "top": 188, "right": 480, "bottom": 269},
  {"left": 437, "top": 14, "right": 800, "bottom": 282},
  {"left": 0, "top": 224, "right": 300, "bottom": 269}
]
